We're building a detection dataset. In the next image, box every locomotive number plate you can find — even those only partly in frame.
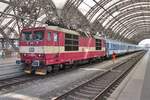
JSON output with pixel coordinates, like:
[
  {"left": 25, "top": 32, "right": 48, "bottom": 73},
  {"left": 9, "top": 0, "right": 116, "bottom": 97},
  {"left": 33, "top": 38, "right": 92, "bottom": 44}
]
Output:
[{"left": 29, "top": 47, "right": 35, "bottom": 52}]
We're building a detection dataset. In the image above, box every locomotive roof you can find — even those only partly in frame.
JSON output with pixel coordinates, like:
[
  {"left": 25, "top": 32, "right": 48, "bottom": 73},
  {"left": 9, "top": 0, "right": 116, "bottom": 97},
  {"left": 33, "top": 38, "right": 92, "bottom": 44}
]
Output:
[
  {"left": 22, "top": 26, "right": 80, "bottom": 35},
  {"left": 22, "top": 26, "right": 105, "bottom": 40},
  {"left": 46, "top": 26, "right": 80, "bottom": 35}
]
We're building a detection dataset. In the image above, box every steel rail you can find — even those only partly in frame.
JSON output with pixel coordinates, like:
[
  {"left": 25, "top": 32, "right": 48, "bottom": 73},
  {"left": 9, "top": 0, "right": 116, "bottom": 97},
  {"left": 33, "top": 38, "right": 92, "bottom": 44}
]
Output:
[{"left": 53, "top": 51, "right": 145, "bottom": 100}]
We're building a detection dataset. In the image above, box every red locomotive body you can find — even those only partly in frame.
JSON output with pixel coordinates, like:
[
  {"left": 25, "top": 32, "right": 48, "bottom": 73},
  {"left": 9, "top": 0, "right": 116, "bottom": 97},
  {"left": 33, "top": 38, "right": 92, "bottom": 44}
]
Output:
[{"left": 19, "top": 26, "right": 106, "bottom": 75}]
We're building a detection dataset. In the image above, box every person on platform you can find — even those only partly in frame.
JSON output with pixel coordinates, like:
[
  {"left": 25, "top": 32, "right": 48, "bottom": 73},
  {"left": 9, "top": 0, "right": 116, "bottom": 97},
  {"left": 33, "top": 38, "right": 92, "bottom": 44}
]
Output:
[{"left": 112, "top": 51, "right": 116, "bottom": 63}]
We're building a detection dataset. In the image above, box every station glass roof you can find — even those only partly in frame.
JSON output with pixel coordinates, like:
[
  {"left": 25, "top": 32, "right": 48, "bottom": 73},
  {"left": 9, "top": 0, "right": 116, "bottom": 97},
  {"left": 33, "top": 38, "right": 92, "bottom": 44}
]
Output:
[{"left": 0, "top": 0, "right": 150, "bottom": 44}]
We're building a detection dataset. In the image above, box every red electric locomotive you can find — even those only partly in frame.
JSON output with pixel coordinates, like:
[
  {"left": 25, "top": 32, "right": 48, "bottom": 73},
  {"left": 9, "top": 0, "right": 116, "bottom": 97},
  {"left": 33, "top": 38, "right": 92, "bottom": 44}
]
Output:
[{"left": 19, "top": 26, "right": 106, "bottom": 75}]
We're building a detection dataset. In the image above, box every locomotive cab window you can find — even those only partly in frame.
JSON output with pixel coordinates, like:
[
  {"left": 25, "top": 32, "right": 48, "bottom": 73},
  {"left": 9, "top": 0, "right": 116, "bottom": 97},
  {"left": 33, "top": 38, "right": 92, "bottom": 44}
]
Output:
[
  {"left": 22, "top": 31, "right": 32, "bottom": 41},
  {"left": 65, "top": 34, "right": 79, "bottom": 51},
  {"left": 33, "top": 31, "right": 44, "bottom": 41},
  {"left": 96, "top": 39, "right": 101, "bottom": 50}
]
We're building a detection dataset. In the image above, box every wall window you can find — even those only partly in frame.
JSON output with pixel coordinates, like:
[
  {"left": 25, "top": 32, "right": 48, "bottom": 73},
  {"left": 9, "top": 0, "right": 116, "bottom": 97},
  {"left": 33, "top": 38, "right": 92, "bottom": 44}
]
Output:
[
  {"left": 65, "top": 33, "right": 79, "bottom": 51},
  {"left": 54, "top": 32, "right": 58, "bottom": 42}
]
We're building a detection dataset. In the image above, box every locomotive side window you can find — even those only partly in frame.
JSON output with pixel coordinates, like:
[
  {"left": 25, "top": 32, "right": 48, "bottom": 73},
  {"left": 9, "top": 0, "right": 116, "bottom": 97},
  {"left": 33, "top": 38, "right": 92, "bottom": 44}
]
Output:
[
  {"left": 96, "top": 39, "right": 101, "bottom": 50},
  {"left": 48, "top": 32, "right": 51, "bottom": 41},
  {"left": 65, "top": 34, "right": 79, "bottom": 51},
  {"left": 33, "top": 31, "right": 44, "bottom": 41},
  {"left": 22, "top": 31, "right": 32, "bottom": 41},
  {"left": 54, "top": 32, "right": 58, "bottom": 42}
]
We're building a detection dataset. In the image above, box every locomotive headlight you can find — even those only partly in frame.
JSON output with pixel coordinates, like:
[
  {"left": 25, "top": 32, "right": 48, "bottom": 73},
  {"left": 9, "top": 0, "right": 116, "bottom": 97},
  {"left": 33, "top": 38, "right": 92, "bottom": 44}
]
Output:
[
  {"left": 38, "top": 54, "right": 44, "bottom": 57},
  {"left": 24, "top": 53, "right": 27, "bottom": 56}
]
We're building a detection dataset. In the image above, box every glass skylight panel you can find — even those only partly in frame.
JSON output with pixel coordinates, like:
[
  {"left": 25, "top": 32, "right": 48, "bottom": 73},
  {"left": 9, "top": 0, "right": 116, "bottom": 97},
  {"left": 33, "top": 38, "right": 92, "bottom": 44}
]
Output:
[
  {"left": 112, "top": 11, "right": 120, "bottom": 16},
  {"left": 9, "top": 10, "right": 14, "bottom": 15},
  {"left": 127, "top": 20, "right": 150, "bottom": 26},
  {"left": 95, "top": 0, "right": 101, "bottom": 2},
  {"left": 1, "top": 18, "right": 12, "bottom": 26},
  {"left": 78, "top": 2, "right": 91, "bottom": 15},
  {"left": 120, "top": 2, "right": 150, "bottom": 11},
  {"left": 90, "top": 9, "right": 104, "bottom": 23},
  {"left": 52, "top": 0, "right": 68, "bottom": 9},
  {"left": 112, "top": 23, "right": 122, "bottom": 32},
  {"left": 0, "top": 2, "right": 8, "bottom": 12},
  {"left": 37, "top": 14, "right": 46, "bottom": 21},
  {"left": 14, "top": 26, "right": 19, "bottom": 34},
  {"left": 102, "top": 16, "right": 113, "bottom": 27},
  {"left": 3, "top": 0, "right": 10, "bottom": 1},
  {"left": 104, "top": 11, "right": 120, "bottom": 28},
  {"left": 83, "top": 0, "right": 96, "bottom": 7},
  {"left": 127, "top": 33, "right": 135, "bottom": 39},
  {"left": 120, "top": 29, "right": 127, "bottom": 36},
  {"left": 7, "top": 20, "right": 15, "bottom": 27},
  {"left": 104, "top": 0, "right": 120, "bottom": 9}
]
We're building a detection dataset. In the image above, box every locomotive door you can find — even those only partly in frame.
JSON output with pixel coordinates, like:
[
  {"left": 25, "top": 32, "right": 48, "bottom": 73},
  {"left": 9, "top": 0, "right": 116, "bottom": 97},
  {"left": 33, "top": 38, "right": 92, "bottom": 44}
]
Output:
[{"left": 53, "top": 32, "right": 60, "bottom": 58}]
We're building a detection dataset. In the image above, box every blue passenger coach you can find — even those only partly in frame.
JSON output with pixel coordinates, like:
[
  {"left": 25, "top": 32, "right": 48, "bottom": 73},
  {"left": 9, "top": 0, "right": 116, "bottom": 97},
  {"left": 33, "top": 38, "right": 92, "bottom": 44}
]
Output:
[{"left": 106, "top": 39, "right": 142, "bottom": 57}]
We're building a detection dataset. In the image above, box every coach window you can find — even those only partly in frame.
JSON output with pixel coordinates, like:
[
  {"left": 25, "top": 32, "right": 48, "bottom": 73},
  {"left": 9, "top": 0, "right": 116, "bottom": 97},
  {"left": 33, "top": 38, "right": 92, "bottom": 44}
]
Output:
[
  {"left": 54, "top": 32, "right": 58, "bottom": 42},
  {"left": 48, "top": 32, "right": 51, "bottom": 41}
]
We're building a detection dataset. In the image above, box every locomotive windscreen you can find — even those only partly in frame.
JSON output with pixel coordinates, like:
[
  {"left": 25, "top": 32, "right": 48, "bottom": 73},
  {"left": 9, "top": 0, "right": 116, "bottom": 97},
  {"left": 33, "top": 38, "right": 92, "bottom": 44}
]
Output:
[
  {"left": 33, "top": 31, "right": 44, "bottom": 41},
  {"left": 22, "top": 31, "right": 32, "bottom": 41},
  {"left": 21, "top": 30, "right": 44, "bottom": 41}
]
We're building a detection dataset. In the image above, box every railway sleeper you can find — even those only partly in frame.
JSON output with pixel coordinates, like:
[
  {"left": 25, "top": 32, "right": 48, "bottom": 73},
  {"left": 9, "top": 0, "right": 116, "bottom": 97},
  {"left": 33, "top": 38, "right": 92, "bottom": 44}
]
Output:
[
  {"left": 84, "top": 86, "right": 102, "bottom": 91},
  {"left": 74, "top": 91, "right": 93, "bottom": 99},
  {"left": 87, "top": 83, "right": 106, "bottom": 89},
  {"left": 89, "top": 84, "right": 108, "bottom": 89},
  {"left": 68, "top": 94, "right": 90, "bottom": 100},
  {"left": 79, "top": 88, "right": 99, "bottom": 95}
]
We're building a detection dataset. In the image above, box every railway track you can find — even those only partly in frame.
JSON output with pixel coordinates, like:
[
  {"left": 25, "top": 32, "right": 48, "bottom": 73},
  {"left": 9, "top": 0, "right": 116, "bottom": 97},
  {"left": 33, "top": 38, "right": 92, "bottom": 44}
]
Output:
[
  {"left": 0, "top": 75, "right": 40, "bottom": 90},
  {"left": 52, "top": 51, "right": 146, "bottom": 100},
  {"left": 0, "top": 62, "right": 24, "bottom": 80},
  {"left": 0, "top": 51, "right": 145, "bottom": 93}
]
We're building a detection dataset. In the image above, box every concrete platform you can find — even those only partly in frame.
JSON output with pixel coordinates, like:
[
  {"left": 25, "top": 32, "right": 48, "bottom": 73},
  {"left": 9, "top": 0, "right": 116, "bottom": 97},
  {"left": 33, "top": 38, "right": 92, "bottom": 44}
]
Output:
[
  {"left": 0, "top": 56, "right": 22, "bottom": 80},
  {"left": 108, "top": 51, "right": 150, "bottom": 100},
  {"left": 0, "top": 56, "right": 18, "bottom": 65}
]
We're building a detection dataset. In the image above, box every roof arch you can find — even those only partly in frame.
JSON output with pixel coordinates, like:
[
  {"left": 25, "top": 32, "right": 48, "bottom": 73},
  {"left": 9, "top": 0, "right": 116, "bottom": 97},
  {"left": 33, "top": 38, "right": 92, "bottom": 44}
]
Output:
[
  {"left": 89, "top": 0, "right": 150, "bottom": 43},
  {"left": 1, "top": 0, "right": 150, "bottom": 49}
]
